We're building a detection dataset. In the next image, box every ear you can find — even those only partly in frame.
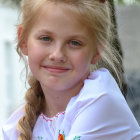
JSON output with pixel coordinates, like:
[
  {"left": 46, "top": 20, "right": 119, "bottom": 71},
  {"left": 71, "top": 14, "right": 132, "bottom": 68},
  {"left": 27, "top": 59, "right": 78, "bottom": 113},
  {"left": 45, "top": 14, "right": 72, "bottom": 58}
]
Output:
[
  {"left": 91, "top": 45, "right": 104, "bottom": 64},
  {"left": 18, "top": 27, "right": 28, "bottom": 55},
  {"left": 91, "top": 49, "right": 101, "bottom": 64}
]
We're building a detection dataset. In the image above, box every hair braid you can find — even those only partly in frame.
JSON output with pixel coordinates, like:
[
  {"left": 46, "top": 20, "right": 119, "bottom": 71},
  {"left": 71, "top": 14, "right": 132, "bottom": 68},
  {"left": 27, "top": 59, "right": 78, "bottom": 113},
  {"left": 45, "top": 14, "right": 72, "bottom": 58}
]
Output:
[{"left": 17, "top": 75, "right": 45, "bottom": 140}]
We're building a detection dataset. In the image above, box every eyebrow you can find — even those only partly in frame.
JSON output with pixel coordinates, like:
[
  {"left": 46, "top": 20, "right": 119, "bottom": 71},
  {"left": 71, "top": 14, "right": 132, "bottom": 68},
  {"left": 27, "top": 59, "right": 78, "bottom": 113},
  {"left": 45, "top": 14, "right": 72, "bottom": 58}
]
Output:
[
  {"left": 37, "top": 29, "right": 53, "bottom": 35},
  {"left": 37, "top": 29, "right": 89, "bottom": 41}
]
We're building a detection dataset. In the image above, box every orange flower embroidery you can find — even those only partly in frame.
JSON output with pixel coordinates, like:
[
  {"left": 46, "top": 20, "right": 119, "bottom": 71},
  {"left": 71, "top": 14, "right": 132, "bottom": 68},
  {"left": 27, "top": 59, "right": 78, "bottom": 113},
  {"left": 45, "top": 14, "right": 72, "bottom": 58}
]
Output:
[
  {"left": 58, "top": 134, "right": 65, "bottom": 140},
  {"left": 58, "top": 130, "right": 65, "bottom": 140}
]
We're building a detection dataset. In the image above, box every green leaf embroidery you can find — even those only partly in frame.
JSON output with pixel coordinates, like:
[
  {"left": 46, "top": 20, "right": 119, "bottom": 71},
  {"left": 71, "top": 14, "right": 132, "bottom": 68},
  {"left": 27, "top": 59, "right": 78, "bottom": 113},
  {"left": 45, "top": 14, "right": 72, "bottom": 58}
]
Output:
[
  {"left": 38, "top": 136, "right": 43, "bottom": 140},
  {"left": 73, "top": 136, "right": 81, "bottom": 140}
]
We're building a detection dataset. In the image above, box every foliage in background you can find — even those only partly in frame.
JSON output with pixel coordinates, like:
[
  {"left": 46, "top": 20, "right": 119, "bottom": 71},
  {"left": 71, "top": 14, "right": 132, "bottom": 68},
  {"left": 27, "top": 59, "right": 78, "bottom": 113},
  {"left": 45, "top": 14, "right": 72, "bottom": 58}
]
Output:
[
  {"left": 0, "top": 0, "right": 21, "bottom": 7},
  {"left": 115, "top": 0, "right": 140, "bottom": 5},
  {"left": 0, "top": 0, "right": 140, "bottom": 6}
]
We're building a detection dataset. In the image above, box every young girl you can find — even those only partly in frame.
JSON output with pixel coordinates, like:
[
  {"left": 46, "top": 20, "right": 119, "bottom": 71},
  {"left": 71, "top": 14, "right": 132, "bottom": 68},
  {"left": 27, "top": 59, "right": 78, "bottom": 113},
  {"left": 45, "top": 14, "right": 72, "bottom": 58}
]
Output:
[{"left": 1, "top": 0, "right": 140, "bottom": 140}]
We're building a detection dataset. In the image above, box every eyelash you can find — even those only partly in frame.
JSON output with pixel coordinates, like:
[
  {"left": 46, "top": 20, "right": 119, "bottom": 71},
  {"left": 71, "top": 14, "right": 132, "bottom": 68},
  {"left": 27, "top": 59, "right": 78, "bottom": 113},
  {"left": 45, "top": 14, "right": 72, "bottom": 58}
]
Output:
[
  {"left": 39, "top": 36, "right": 82, "bottom": 48},
  {"left": 69, "top": 40, "right": 82, "bottom": 48},
  {"left": 40, "top": 36, "right": 52, "bottom": 42}
]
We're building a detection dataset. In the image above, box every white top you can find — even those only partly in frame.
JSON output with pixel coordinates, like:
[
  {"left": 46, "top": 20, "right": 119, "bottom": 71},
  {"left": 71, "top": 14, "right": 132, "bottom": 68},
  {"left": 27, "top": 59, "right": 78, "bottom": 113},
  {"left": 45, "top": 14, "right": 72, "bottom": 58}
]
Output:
[{"left": 1, "top": 68, "right": 140, "bottom": 140}]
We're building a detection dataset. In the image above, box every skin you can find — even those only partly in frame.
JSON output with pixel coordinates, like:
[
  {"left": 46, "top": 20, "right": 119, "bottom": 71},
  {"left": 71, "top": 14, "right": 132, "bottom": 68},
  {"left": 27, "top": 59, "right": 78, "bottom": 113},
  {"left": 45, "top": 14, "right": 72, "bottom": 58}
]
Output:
[{"left": 19, "top": 3, "right": 100, "bottom": 117}]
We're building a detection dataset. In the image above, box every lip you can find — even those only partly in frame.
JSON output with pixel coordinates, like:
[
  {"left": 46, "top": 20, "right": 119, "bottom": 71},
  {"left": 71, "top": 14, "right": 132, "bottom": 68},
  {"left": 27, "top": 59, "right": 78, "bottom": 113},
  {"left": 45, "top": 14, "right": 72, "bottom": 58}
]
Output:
[{"left": 42, "top": 65, "right": 70, "bottom": 73}]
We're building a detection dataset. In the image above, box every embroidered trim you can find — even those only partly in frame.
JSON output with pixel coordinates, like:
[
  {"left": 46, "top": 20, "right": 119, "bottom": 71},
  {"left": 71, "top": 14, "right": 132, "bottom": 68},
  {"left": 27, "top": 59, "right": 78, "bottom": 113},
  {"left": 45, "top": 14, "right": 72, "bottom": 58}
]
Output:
[{"left": 40, "top": 111, "right": 65, "bottom": 122}]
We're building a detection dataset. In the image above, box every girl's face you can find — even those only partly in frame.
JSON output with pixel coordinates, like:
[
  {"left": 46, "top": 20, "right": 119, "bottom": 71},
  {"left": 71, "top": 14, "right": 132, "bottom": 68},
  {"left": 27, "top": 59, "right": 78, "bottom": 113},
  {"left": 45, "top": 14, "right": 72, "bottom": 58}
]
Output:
[{"left": 21, "top": 3, "right": 98, "bottom": 92}]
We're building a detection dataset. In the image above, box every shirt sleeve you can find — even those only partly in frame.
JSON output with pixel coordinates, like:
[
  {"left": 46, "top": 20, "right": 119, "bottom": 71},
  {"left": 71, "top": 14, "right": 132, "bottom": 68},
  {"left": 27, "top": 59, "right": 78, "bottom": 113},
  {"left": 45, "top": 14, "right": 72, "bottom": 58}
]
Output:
[
  {"left": 1, "top": 105, "right": 24, "bottom": 140},
  {"left": 0, "top": 127, "right": 9, "bottom": 140},
  {"left": 66, "top": 93, "right": 140, "bottom": 140}
]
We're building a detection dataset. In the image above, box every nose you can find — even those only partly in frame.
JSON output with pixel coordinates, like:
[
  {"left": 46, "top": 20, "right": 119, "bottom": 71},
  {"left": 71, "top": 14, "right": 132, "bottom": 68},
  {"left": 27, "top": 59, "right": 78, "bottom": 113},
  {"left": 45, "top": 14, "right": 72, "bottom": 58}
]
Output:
[{"left": 48, "top": 45, "right": 67, "bottom": 63}]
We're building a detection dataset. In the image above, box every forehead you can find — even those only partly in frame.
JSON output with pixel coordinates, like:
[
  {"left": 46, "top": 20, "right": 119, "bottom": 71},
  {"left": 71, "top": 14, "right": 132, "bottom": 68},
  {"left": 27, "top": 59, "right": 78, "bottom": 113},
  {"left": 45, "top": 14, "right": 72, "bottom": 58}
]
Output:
[{"left": 31, "top": 2, "right": 91, "bottom": 36}]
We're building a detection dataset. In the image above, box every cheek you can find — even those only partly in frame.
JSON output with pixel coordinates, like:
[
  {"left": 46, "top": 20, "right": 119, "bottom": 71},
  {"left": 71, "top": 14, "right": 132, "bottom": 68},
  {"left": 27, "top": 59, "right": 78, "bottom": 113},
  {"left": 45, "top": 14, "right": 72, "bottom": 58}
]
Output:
[
  {"left": 27, "top": 45, "right": 46, "bottom": 68},
  {"left": 72, "top": 52, "right": 92, "bottom": 71}
]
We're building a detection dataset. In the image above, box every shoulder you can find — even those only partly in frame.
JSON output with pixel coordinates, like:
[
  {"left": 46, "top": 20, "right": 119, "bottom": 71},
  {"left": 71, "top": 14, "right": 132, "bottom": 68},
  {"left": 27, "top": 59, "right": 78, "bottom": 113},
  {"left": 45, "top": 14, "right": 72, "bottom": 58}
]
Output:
[
  {"left": 72, "top": 68, "right": 138, "bottom": 124},
  {"left": 1, "top": 105, "right": 25, "bottom": 140},
  {"left": 67, "top": 93, "right": 140, "bottom": 139},
  {"left": 66, "top": 68, "right": 140, "bottom": 139},
  {"left": 66, "top": 68, "right": 124, "bottom": 117}
]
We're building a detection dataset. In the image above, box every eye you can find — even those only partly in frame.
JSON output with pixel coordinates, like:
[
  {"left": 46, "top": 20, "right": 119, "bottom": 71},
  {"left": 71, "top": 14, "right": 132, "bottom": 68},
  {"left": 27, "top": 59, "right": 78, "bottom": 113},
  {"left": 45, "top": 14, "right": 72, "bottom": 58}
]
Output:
[
  {"left": 40, "top": 36, "right": 52, "bottom": 42},
  {"left": 69, "top": 40, "right": 82, "bottom": 48}
]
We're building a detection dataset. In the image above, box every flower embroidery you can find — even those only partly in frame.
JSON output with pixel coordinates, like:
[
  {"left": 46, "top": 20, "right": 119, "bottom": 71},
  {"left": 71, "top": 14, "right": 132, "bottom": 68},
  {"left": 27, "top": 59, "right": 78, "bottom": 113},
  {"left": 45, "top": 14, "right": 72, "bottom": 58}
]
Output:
[
  {"left": 58, "top": 134, "right": 65, "bottom": 140},
  {"left": 58, "top": 130, "right": 65, "bottom": 140}
]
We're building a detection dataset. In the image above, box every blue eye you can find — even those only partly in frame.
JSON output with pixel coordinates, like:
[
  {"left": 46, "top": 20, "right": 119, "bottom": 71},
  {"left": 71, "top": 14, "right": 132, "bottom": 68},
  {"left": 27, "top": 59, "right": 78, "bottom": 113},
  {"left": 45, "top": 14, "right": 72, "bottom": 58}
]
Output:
[
  {"left": 40, "top": 36, "right": 51, "bottom": 42},
  {"left": 70, "top": 40, "right": 82, "bottom": 47}
]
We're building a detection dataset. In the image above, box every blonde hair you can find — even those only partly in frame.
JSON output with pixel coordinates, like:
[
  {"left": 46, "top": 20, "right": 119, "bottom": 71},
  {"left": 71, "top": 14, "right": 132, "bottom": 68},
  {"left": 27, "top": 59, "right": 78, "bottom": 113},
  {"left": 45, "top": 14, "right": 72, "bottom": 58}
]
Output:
[{"left": 17, "top": 0, "right": 123, "bottom": 139}]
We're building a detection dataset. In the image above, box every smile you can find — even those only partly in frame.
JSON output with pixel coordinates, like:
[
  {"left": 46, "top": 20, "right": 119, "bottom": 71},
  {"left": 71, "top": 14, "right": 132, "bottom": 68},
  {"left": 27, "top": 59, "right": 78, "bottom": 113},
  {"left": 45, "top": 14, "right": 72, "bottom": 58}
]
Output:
[{"left": 42, "top": 65, "right": 70, "bottom": 73}]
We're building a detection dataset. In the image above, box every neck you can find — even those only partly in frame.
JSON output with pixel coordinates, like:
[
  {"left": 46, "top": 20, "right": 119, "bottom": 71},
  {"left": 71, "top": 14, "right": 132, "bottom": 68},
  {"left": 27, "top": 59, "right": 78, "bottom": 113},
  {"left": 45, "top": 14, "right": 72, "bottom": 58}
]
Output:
[{"left": 41, "top": 81, "right": 84, "bottom": 118}]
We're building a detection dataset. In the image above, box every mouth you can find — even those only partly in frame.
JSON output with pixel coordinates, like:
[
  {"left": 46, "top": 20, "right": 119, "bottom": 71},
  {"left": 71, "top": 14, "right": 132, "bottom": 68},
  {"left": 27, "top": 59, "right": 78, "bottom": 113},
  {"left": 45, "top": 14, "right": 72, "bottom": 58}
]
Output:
[{"left": 42, "top": 65, "right": 71, "bottom": 73}]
